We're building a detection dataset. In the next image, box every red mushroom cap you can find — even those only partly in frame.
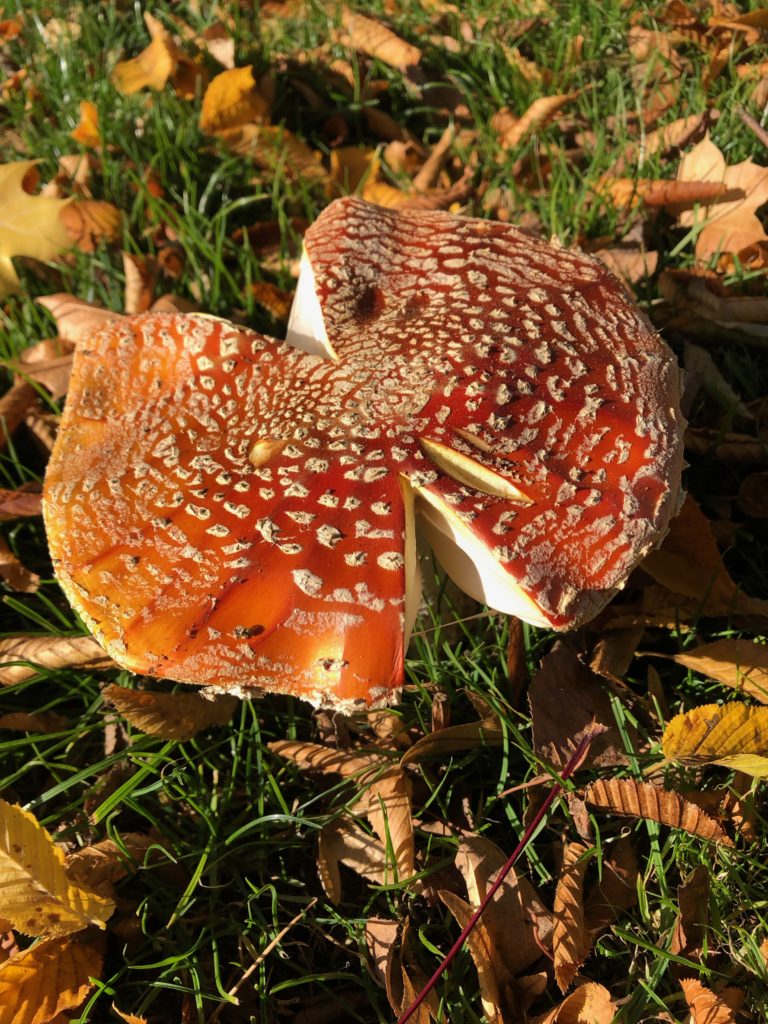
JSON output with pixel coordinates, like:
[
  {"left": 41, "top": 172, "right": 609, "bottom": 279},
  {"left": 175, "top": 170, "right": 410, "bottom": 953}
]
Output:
[{"left": 43, "top": 198, "right": 684, "bottom": 709}]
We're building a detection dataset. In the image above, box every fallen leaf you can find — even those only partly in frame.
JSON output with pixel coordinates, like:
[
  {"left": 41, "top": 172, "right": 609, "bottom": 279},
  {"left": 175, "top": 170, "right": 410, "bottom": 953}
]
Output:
[
  {"left": 641, "top": 494, "right": 768, "bottom": 619},
  {"left": 583, "top": 836, "right": 639, "bottom": 936},
  {"left": 679, "top": 978, "right": 740, "bottom": 1023},
  {"left": 665, "top": 639, "right": 768, "bottom": 703},
  {"left": 219, "top": 125, "right": 330, "bottom": 188},
  {"left": 365, "top": 917, "right": 399, "bottom": 985},
  {"left": 199, "top": 66, "right": 270, "bottom": 134},
  {"left": 670, "top": 864, "right": 709, "bottom": 965},
  {"left": 66, "top": 834, "right": 154, "bottom": 900},
  {"left": 663, "top": 702, "right": 768, "bottom": 778},
  {"left": 112, "top": 14, "right": 178, "bottom": 95},
  {"left": 494, "top": 93, "right": 576, "bottom": 149},
  {"left": 317, "top": 817, "right": 387, "bottom": 902},
  {"left": 60, "top": 200, "right": 122, "bottom": 252},
  {"left": 361, "top": 172, "right": 472, "bottom": 210},
  {"left": 399, "top": 712, "right": 502, "bottom": 765},
  {"left": 601, "top": 176, "right": 733, "bottom": 211},
  {"left": 103, "top": 685, "right": 238, "bottom": 741},
  {"left": 454, "top": 835, "right": 553, "bottom": 975},
  {"left": 584, "top": 778, "right": 733, "bottom": 844},
  {"left": 532, "top": 982, "right": 617, "bottom": 1024},
  {"left": 365, "top": 769, "right": 414, "bottom": 881},
  {"left": 270, "top": 739, "right": 390, "bottom": 781},
  {"left": 249, "top": 281, "right": 294, "bottom": 321},
  {"left": 36, "top": 294, "right": 123, "bottom": 344},
  {"left": 553, "top": 842, "right": 592, "bottom": 991},
  {"left": 339, "top": 10, "right": 421, "bottom": 72},
  {"left": 0, "top": 933, "right": 103, "bottom": 1024},
  {"left": 594, "top": 244, "right": 658, "bottom": 286},
  {"left": 0, "top": 712, "right": 70, "bottom": 733},
  {"left": 677, "top": 134, "right": 768, "bottom": 259},
  {"left": 329, "top": 147, "right": 379, "bottom": 195},
  {"left": 112, "top": 1007, "right": 148, "bottom": 1024},
  {"left": 739, "top": 472, "right": 768, "bottom": 518},
  {"left": 684, "top": 341, "right": 753, "bottom": 421},
  {"left": 529, "top": 645, "right": 631, "bottom": 770},
  {"left": 0, "top": 537, "right": 39, "bottom": 593},
  {"left": 0, "top": 798, "right": 114, "bottom": 937},
  {"left": 0, "top": 161, "right": 71, "bottom": 297},
  {"left": 122, "top": 253, "right": 155, "bottom": 315},
  {"left": 438, "top": 890, "right": 508, "bottom": 1024},
  {"left": 70, "top": 101, "right": 100, "bottom": 148},
  {"left": 13, "top": 341, "right": 73, "bottom": 400},
  {"left": 0, "top": 381, "right": 39, "bottom": 448},
  {"left": 684, "top": 427, "right": 767, "bottom": 467},
  {"left": 0, "top": 635, "right": 114, "bottom": 685}
]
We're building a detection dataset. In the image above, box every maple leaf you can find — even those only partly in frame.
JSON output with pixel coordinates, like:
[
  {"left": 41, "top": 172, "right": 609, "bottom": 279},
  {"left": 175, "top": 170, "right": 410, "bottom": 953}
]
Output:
[
  {"left": 676, "top": 134, "right": 768, "bottom": 259},
  {"left": 0, "top": 161, "right": 71, "bottom": 298}
]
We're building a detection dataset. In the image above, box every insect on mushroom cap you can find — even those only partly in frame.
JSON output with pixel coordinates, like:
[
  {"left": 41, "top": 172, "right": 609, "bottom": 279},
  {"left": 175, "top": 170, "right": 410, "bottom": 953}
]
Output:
[{"left": 43, "top": 197, "right": 684, "bottom": 710}]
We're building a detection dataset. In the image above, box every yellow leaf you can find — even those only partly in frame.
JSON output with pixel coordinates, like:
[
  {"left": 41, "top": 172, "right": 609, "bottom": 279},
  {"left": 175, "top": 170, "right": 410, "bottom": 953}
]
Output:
[
  {"left": 0, "top": 933, "right": 102, "bottom": 1024},
  {"left": 70, "top": 101, "right": 100, "bottom": 148},
  {"left": 0, "top": 799, "right": 114, "bottom": 937},
  {"left": 584, "top": 778, "right": 733, "bottom": 845},
  {"left": 0, "top": 635, "right": 114, "bottom": 686},
  {"left": 676, "top": 134, "right": 768, "bottom": 259},
  {"left": 103, "top": 685, "right": 238, "bottom": 741},
  {"left": 0, "top": 161, "right": 71, "bottom": 298},
  {"left": 329, "top": 146, "right": 380, "bottom": 195},
  {"left": 199, "top": 66, "right": 269, "bottom": 134},
  {"left": 663, "top": 702, "right": 768, "bottom": 778},
  {"left": 112, "top": 15, "right": 177, "bottom": 95}
]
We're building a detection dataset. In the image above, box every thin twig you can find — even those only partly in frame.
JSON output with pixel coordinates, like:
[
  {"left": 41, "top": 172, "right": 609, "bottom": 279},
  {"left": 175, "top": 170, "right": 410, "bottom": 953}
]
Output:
[
  {"left": 207, "top": 897, "right": 317, "bottom": 1023},
  {"left": 396, "top": 729, "right": 600, "bottom": 1024},
  {"left": 736, "top": 104, "right": 768, "bottom": 152}
]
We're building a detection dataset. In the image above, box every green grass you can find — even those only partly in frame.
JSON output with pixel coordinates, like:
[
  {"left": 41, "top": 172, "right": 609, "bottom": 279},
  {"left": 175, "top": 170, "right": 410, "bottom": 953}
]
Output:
[{"left": 1, "top": 1, "right": 768, "bottom": 1021}]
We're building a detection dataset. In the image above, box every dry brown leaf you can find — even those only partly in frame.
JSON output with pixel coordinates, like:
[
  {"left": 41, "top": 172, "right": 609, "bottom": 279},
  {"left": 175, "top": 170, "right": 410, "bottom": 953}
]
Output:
[
  {"left": 122, "top": 253, "right": 155, "bottom": 315},
  {"left": 642, "top": 494, "right": 768, "bottom": 619},
  {"left": 339, "top": 10, "right": 421, "bottom": 71},
  {"left": 529, "top": 645, "right": 631, "bottom": 770},
  {"left": 13, "top": 342, "right": 73, "bottom": 401},
  {"left": 0, "top": 536, "right": 39, "bottom": 593},
  {"left": 317, "top": 817, "right": 387, "bottom": 902},
  {"left": 0, "top": 933, "right": 103, "bottom": 1024},
  {"left": 679, "top": 978, "right": 739, "bottom": 1023},
  {"left": 594, "top": 244, "right": 658, "bottom": 286},
  {"left": 362, "top": 173, "right": 472, "bottom": 210},
  {"left": 601, "top": 176, "right": 733, "bottom": 211},
  {"left": 66, "top": 834, "right": 154, "bottom": 900},
  {"left": 366, "top": 769, "right": 414, "bottom": 881},
  {"left": 0, "top": 712, "right": 70, "bottom": 734},
  {"left": 677, "top": 134, "right": 768, "bottom": 259},
  {"left": 0, "top": 161, "right": 71, "bottom": 298},
  {"left": 663, "top": 702, "right": 768, "bottom": 778},
  {"left": 399, "top": 713, "right": 502, "bottom": 766},
  {"left": 630, "top": 113, "right": 711, "bottom": 166},
  {"left": 553, "top": 842, "right": 592, "bottom": 992},
  {"left": 199, "top": 66, "right": 270, "bottom": 134},
  {"left": 684, "top": 427, "right": 767, "bottom": 467},
  {"left": 670, "top": 864, "right": 709, "bottom": 965},
  {"left": 494, "top": 93, "right": 576, "bottom": 149},
  {"left": 60, "top": 200, "right": 122, "bottom": 253},
  {"left": 70, "top": 101, "right": 100, "bottom": 148},
  {"left": 365, "top": 917, "right": 399, "bottom": 985},
  {"left": 270, "top": 739, "right": 390, "bottom": 781},
  {"left": 583, "top": 836, "right": 639, "bottom": 936},
  {"left": 103, "top": 685, "right": 238, "bottom": 741},
  {"left": 36, "top": 293, "right": 123, "bottom": 344},
  {"left": 438, "top": 890, "right": 508, "bottom": 1024},
  {"left": 0, "top": 798, "right": 114, "bottom": 937},
  {"left": 584, "top": 778, "right": 733, "bottom": 844},
  {"left": 249, "top": 281, "right": 294, "bottom": 321},
  {"left": 219, "top": 125, "right": 330, "bottom": 187},
  {"left": 0, "top": 382, "right": 39, "bottom": 449},
  {"left": 666, "top": 639, "right": 768, "bottom": 702},
  {"left": 0, "top": 635, "right": 114, "bottom": 685},
  {"left": 532, "top": 982, "right": 617, "bottom": 1024},
  {"left": 454, "top": 835, "right": 553, "bottom": 975}
]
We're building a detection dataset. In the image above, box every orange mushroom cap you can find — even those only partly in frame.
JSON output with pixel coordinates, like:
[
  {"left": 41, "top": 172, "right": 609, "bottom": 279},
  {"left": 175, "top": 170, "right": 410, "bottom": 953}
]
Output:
[{"left": 43, "top": 198, "right": 684, "bottom": 709}]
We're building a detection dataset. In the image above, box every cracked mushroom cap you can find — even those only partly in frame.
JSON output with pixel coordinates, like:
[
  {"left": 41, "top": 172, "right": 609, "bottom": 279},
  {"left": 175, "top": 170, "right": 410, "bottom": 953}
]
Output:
[{"left": 43, "top": 198, "right": 684, "bottom": 710}]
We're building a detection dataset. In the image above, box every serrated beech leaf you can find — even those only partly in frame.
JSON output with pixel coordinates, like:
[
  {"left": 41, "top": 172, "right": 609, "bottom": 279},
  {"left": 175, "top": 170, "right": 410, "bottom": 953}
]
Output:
[
  {"left": 663, "top": 702, "right": 768, "bottom": 777},
  {"left": 0, "top": 933, "right": 103, "bottom": 1024}
]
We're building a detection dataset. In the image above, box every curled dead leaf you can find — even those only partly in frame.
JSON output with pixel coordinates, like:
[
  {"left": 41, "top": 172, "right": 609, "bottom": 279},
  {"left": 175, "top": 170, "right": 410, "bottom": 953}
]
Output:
[
  {"left": 553, "top": 842, "right": 593, "bottom": 991},
  {"left": 60, "top": 201, "right": 122, "bottom": 253},
  {"left": 584, "top": 777, "right": 733, "bottom": 844},
  {"left": 339, "top": 10, "right": 421, "bottom": 71},
  {"left": 494, "top": 93, "right": 577, "bottom": 149}
]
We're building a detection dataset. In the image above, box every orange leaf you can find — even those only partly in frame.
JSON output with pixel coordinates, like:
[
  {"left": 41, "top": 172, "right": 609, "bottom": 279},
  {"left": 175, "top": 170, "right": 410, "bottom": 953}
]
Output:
[
  {"left": 60, "top": 201, "right": 122, "bottom": 252},
  {"left": 532, "top": 982, "right": 617, "bottom": 1024},
  {"left": 70, "top": 100, "right": 100, "bottom": 148},
  {"left": 584, "top": 778, "right": 733, "bottom": 845},
  {"left": 494, "top": 93, "right": 576, "bottom": 149},
  {"left": 679, "top": 978, "right": 741, "bottom": 1023},
  {"left": 0, "top": 934, "right": 103, "bottom": 1024},
  {"left": 112, "top": 29, "right": 177, "bottom": 95}
]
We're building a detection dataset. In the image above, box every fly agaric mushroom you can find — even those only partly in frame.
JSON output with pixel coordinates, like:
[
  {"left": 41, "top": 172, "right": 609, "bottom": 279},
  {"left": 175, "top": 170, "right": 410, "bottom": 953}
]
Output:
[{"left": 43, "top": 197, "right": 684, "bottom": 710}]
